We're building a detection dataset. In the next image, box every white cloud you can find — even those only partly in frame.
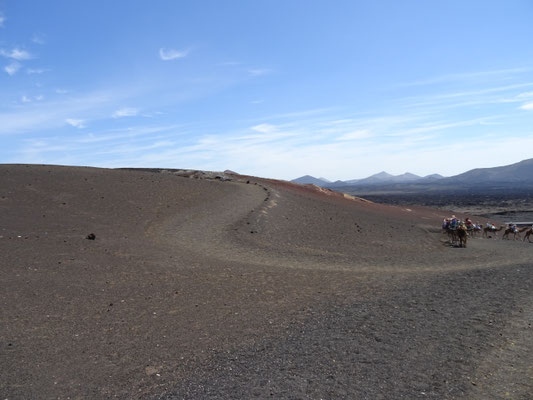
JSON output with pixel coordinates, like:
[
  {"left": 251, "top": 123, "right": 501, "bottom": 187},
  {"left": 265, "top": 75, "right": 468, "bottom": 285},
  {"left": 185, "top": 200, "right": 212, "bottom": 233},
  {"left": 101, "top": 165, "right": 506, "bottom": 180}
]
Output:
[
  {"left": 31, "top": 34, "right": 46, "bottom": 45},
  {"left": 0, "top": 13, "right": 5, "bottom": 27},
  {"left": 0, "top": 89, "right": 136, "bottom": 135},
  {"left": 65, "top": 118, "right": 86, "bottom": 128},
  {"left": 112, "top": 107, "right": 139, "bottom": 118},
  {"left": 4, "top": 62, "right": 21, "bottom": 75},
  {"left": 159, "top": 48, "right": 188, "bottom": 61},
  {"left": 0, "top": 48, "right": 33, "bottom": 60},
  {"left": 520, "top": 102, "right": 533, "bottom": 111},
  {"left": 26, "top": 68, "right": 48, "bottom": 74},
  {"left": 21, "top": 95, "right": 31, "bottom": 103},
  {"left": 251, "top": 123, "right": 276, "bottom": 134},
  {"left": 248, "top": 68, "right": 271, "bottom": 77},
  {"left": 396, "top": 67, "right": 530, "bottom": 88},
  {"left": 517, "top": 91, "right": 533, "bottom": 98},
  {"left": 336, "top": 129, "right": 372, "bottom": 141}
]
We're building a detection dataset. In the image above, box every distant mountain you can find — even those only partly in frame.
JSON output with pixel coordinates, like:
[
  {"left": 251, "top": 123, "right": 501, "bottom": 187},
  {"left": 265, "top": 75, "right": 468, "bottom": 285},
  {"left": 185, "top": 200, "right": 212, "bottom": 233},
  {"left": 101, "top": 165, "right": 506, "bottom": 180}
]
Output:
[
  {"left": 291, "top": 175, "right": 330, "bottom": 186},
  {"left": 292, "top": 158, "right": 533, "bottom": 192},
  {"left": 393, "top": 172, "right": 422, "bottom": 183},
  {"left": 445, "top": 158, "right": 533, "bottom": 185},
  {"left": 359, "top": 171, "right": 394, "bottom": 183},
  {"left": 326, "top": 171, "right": 426, "bottom": 187},
  {"left": 293, "top": 171, "right": 434, "bottom": 187},
  {"left": 421, "top": 174, "right": 444, "bottom": 181}
]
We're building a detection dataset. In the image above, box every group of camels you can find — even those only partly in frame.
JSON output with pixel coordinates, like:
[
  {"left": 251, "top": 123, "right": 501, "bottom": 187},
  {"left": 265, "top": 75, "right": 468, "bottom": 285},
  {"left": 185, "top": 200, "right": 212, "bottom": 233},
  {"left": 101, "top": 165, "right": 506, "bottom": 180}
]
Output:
[
  {"left": 445, "top": 222, "right": 533, "bottom": 248},
  {"left": 483, "top": 225, "right": 533, "bottom": 241}
]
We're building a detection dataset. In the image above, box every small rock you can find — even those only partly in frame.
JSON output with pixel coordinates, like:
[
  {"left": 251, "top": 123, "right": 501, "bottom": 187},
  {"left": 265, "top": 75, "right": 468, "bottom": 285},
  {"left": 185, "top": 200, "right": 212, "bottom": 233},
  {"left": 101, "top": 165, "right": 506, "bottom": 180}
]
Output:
[
  {"left": 86, "top": 233, "right": 96, "bottom": 240},
  {"left": 145, "top": 366, "right": 159, "bottom": 376}
]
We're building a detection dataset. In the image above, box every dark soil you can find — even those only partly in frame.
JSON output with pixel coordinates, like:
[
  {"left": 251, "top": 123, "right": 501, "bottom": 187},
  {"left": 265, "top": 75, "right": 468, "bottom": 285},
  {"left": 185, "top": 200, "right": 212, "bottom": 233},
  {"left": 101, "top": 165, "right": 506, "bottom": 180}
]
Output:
[{"left": 1, "top": 165, "right": 532, "bottom": 399}]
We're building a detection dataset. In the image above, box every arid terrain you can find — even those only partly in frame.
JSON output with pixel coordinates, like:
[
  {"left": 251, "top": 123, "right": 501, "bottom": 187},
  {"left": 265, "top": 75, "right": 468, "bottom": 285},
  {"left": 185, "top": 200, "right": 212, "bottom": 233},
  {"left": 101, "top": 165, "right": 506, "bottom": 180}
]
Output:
[
  {"left": 1, "top": 165, "right": 532, "bottom": 399},
  {"left": 358, "top": 191, "right": 533, "bottom": 224}
]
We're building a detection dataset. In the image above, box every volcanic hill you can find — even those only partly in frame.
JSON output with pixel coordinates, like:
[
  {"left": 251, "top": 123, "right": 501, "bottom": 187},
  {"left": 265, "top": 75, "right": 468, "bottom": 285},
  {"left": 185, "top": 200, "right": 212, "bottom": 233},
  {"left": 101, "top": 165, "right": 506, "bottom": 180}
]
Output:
[{"left": 1, "top": 164, "right": 532, "bottom": 399}]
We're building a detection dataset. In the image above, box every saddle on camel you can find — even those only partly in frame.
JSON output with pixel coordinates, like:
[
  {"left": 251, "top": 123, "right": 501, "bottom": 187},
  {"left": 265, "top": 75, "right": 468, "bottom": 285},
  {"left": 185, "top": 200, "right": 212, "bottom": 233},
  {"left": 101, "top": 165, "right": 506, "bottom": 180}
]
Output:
[{"left": 482, "top": 222, "right": 503, "bottom": 238}]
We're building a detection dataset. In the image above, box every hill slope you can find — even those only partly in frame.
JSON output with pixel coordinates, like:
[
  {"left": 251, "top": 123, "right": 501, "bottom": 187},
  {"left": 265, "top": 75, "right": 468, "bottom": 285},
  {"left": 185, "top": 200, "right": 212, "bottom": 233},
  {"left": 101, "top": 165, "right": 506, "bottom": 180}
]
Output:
[
  {"left": 1, "top": 165, "right": 532, "bottom": 399},
  {"left": 446, "top": 158, "right": 533, "bottom": 185}
]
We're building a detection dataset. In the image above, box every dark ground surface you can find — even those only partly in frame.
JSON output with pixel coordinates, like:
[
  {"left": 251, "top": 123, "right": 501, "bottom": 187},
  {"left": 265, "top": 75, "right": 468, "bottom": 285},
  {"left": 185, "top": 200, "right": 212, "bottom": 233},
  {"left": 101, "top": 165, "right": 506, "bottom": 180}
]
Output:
[
  {"left": 1, "top": 165, "right": 532, "bottom": 399},
  {"left": 352, "top": 191, "right": 533, "bottom": 224}
]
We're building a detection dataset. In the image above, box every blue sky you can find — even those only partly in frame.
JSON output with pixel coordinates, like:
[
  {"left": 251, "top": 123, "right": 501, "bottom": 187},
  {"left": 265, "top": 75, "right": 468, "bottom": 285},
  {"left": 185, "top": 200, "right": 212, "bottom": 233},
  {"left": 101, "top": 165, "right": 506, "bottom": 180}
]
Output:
[{"left": 1, "top": 1, "right": 533, "bottom": 180}]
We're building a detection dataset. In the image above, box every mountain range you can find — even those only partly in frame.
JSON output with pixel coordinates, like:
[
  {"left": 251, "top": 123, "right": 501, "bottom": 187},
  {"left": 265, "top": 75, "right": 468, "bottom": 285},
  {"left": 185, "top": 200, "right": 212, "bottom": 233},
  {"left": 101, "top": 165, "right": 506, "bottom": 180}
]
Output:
[
  {"left": 292, "top": 158, "right": 533, "bottom": 191},
  {"left": 292, "top": 171, "right": 445, "bottom": 187}
]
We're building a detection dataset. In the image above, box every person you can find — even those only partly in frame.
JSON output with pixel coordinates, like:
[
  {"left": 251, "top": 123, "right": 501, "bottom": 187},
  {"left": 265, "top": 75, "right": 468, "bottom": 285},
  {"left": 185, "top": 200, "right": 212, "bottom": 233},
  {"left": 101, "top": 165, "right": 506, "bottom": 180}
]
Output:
[
  {"left": 450, "top": 215, "right": 458, "bottom": 229},
  {"left": 442, "top": 218, "right": 449, "bottom": 230},
  {"left": 465, "top": 218, "right": 473, "bottom": 228}
]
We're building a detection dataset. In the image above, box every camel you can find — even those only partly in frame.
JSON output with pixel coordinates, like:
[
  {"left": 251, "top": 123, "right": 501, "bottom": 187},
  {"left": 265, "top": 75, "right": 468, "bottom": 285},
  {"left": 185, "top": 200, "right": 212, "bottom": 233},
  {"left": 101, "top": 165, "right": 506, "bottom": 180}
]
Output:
[
  {"left": 502, "top": 226, "right": 529, "bottom": 240},
  {"left": 482, "top": 225, "right": 504, "bottom": 239},
  {"left": 523, "top": 228, "right": 533, "bottom": 243},
  {"left": 456, "top": 225, "right": 468, "bottom": 248},
  {"left": 444, "top": 226, "right": 458, "bottom": 245},
  {"left": 467, "top": 225, "right": 482, "bottom": 237},
  {"left": 517, "top": 226, "right": 530, "bottom": 240}
]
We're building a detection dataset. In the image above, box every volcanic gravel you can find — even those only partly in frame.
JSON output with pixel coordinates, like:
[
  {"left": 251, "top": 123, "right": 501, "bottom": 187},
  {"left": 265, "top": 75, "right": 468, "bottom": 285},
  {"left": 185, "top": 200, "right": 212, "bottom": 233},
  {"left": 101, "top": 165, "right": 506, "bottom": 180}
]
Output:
[{"left": 1, "top": 165, "right": 532, "bottom": 399}]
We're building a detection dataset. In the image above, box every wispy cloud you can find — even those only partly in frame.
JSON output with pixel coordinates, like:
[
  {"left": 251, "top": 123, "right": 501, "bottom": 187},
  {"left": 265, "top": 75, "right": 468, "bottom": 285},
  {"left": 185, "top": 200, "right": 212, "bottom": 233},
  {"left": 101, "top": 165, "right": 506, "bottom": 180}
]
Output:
[
  {"left": 248, "top": 68, "right": 271, "bottom": 77},
  {"left": 4, "top": 62, "right": 21, "bottom": 75},
  {"left": 159, "top": 48, "right": 188, "bottom": 61},
  {"left": 0, "top": 90, "right": 121, "bottom": 135},
  {"left": 0, "top": 13, "right": 5, "bottom": 27},
  {"left": 336, "top": 129, "right": 372, "bottom": 141},
  {"left": 76, "top": 125, "right": 182, "bottom": 144},
  {"left": 251, "top": 123, "right": 276, "bottom": 134},
  {"left": 26, "top": 68, "right": 49, "bottom": 75},
  {"left": 517, "top": 91, "right": 533, "bottom": 99},
  {"left": 112, "top": 107, "right": 139, "bottom": 118},
  {"left": 65, "top": 118, "right": 86, "bottom": 128},
  {"left": 0, "top": 48, "right": 33, "bottom": 60},
  {"left": 395, "top": 67, "right": 530, "bottom": 88},
  {"left": 4, "top": 65, "right": 533, "bottom": 180},
  {"left": 217, "top": 61, "right": 241, "bottom": 66},
  {"left": 20, "top": 95, "right": 43, "bottom": 103},
  {"left": 31, "top": 34, "right": 46, "bottom": 45}
]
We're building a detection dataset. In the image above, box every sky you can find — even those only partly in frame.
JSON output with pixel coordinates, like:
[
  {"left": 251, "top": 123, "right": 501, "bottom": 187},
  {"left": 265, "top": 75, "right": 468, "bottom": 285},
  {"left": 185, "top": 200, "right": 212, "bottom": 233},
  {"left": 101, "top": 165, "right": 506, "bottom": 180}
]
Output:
[{"left": 1, "top": 0, "right": 533, "bottom": 180}]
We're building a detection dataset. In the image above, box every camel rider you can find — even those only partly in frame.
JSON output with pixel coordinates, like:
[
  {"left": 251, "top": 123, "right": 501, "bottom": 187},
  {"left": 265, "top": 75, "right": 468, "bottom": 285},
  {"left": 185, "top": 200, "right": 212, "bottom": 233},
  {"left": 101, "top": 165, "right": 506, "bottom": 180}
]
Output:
[
  {"left": 450, "top": 215, "right": 458, "bottom": 229},
  {"left": 465, "top": 218, "right": 473, "bottom": 228}
]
